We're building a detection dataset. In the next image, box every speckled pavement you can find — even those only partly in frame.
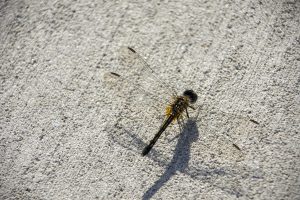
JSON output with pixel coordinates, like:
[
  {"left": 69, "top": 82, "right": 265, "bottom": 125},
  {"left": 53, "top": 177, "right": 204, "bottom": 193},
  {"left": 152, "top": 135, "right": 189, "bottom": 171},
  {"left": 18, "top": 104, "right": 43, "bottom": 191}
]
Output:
[{"left": 1, "top": 0, "right": 299, "bottom": 199}]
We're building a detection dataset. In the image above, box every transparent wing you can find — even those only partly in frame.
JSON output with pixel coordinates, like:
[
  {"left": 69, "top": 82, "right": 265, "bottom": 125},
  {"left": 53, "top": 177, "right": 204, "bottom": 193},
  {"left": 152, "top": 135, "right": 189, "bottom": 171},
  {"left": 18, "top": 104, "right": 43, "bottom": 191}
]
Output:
[
  {"left": 103, "top": 46, "right": 183, "bottom": 156},
  {"left": 191, "top": 105, "right": 263, "bottom": 164},
  {"left": 105, "top": 89, "right": 262, "bottom": 162},
  {"left": 104, "top": 46, "right": 179, "bottom": 114},
  {"left": 118, "top": 46, "right": 177, "bottom": 98}
]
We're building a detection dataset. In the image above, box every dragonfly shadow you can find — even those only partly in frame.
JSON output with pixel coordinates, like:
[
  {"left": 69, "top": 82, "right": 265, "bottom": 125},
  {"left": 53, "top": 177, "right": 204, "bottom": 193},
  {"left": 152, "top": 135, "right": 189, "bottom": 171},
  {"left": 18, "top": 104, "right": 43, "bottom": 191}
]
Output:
[
  {"left": 142, "top": 117, "right": 199, "bottom": 200},
  {"left": 108, "top": 108, "right": 246, "bottom": 198}
]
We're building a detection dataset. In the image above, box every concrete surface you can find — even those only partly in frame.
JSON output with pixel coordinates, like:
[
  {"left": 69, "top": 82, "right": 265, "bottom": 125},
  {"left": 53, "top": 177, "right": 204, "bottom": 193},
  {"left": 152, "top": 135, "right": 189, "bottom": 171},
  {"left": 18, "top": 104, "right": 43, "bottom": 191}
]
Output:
[{"left": 1, "top": 0, "right": 299, "bottom": 199}]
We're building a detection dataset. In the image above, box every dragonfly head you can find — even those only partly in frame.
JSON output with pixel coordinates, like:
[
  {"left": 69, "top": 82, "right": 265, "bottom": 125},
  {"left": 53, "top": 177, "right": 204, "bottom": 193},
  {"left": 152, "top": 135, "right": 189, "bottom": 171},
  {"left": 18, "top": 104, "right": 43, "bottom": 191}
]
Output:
[{"left": 183, "top": 89, "right": 198, "bottom": 104}]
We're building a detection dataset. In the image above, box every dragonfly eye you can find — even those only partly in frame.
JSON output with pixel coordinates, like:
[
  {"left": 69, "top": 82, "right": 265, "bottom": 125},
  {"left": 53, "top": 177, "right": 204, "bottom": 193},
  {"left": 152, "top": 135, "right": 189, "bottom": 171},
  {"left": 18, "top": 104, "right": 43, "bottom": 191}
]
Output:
[{"left": 183, "top": 89, "right": 198, "bottom": 103}]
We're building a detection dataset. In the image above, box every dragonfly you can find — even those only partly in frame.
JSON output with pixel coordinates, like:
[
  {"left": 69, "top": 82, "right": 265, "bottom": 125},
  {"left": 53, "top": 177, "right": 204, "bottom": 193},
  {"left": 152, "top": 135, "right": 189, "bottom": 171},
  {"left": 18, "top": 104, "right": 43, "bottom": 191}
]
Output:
[{"left": 104, "top": 46, "right": 259, "bottom": 158}]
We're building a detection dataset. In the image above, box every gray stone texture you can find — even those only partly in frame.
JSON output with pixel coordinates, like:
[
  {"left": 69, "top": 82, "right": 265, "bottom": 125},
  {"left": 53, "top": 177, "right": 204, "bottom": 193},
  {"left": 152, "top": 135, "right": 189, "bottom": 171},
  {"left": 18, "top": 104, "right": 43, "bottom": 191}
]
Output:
[{"left": 1, "top": 0, "right": 299, "bottom": 199}]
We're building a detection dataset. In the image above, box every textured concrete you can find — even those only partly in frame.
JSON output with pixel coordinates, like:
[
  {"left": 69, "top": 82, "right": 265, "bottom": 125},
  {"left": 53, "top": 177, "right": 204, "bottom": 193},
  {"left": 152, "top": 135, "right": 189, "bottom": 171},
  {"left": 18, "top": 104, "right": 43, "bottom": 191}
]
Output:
[{"left": 1, "top": 0, "right": 299, "bottom": 199}]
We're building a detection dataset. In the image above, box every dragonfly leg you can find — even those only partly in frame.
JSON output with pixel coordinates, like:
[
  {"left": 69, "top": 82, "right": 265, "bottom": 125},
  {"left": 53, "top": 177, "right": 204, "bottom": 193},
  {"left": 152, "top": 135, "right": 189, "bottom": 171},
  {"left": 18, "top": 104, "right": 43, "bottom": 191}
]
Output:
[
  {"left": 188, "top": 105, "right": 196, "bottom": 110},
  {"left": 185, "top": 108, "right": 190, "bottom": 118}
]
